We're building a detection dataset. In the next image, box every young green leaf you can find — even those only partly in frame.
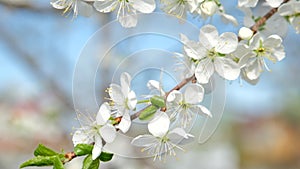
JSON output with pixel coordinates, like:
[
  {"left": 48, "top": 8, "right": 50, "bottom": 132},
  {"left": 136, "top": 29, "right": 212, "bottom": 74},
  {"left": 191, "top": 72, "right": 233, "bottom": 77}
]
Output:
[
  {"left": 20, "top": 156, "right": 54, "bottom": 168},
  {"left": 74, "top": 144, "right": 93, "bottom": 156},
  {"left": 83, "top": 155, "right": 100, "bottom": 169},
  {"left": 138, "top": 105, "right": 158, "bottom": 121},
  {"left": 99, "top": 152, "right": 113, "bottom": 162},
  {"left": 150, "top": 95, "right": 165, "bottom": 108},
  {"left": 52, "top": 156, "right": 64, "bottom": 169},
  {"left": 34, "top": 144, "right": 58, "bottom": 157}
]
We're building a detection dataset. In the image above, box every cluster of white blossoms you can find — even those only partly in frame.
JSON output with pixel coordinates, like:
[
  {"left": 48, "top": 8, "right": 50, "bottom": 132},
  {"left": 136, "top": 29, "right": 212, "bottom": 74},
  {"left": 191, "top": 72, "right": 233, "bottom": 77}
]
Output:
[{"left": 50, "top": 0, "right": 239, "bottom": 27}]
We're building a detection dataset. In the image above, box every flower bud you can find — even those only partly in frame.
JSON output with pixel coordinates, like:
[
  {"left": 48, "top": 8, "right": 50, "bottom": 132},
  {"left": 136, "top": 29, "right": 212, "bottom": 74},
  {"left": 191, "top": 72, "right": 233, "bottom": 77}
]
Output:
[
  {"left": 238, "top": 27, "right": 254, "bottom": 40},
  {"left": 200, "top": 1, "right": 218, "bottom": 16}
]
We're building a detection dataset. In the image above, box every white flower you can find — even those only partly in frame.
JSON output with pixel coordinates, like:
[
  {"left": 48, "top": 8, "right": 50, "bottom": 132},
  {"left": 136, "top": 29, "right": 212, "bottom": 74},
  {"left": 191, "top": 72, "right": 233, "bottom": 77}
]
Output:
[
  {"left": 93, "top": 0, "right": 156, "bottom": 28},
  {"left": 72, "top": 102, "right": 117, "bottom": 160},
  {"left": 161, "top": 0, "right": 200, "bottom": 18},
  {"left": 240, "top": 33, "right": 285, "bottom": 80},
  {"left": 167, "top": 84, "right": 211, "bottom": 128},
  {"left": 238, "top": 0, "right": 259, "bottom": 8},
  {"left": 50, "top": 0, "right": 93, "bottom": 17},
  {"left": 131, "top": 113, "right": 193, "bottom": 160},
  {"left": 182, "top": 25, "right": 240, "bottom": 84},
  {"left": 108, "top": 72, "right": 137, "bottom": 133},
  {"left": 278, "top": 0, "right": 300, "bottom": 34},
  {"left": 147, "top": 80, "right": 165, "bottom": 96},
  {"left": 238, "top": 27, "right": 253, "bottom": 40}
]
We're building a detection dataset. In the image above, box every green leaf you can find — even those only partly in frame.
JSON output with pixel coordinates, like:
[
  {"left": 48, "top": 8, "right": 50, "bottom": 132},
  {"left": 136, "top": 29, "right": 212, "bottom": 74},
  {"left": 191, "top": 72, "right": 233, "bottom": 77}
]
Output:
[
  {"left": 52, "top": 156, "right": 64, "bottom": 169},
  {"left": 34, "top": 144, "right": 58, "bottom": 157},
  {"left": 139, "top": 105, "right": 158, "bottom": 121},
  {"left": 74, "top": 144, "right": 93, "bottom": 156},
  {"left": 150, "top": 96, "right": 165, "bottom": 108},
  {"left": 99, "top": 152, "right": 113, "bottom": 162},
  {"left": 20, "top": 156, "right": 54, "bottom": 168},
  {"left": 83, "top": 155, "right": 100, "bottom": 169}
]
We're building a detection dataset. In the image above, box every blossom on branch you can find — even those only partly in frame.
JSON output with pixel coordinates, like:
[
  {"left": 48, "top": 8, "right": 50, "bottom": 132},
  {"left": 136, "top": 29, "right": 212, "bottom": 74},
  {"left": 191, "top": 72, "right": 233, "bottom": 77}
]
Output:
[
  {"left": 72, "top": 102, "right": 117, "bottom": 160},
  {"left": 131, "top": 113, "right": 193, "bottom": 161},
  {"left": 167, "top": 84, "right": 211, "bottom": 128}
]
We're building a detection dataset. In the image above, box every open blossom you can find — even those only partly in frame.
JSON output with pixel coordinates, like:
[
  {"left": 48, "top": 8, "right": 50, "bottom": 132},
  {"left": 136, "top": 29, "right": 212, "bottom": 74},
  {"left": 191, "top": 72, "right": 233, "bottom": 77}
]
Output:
[
  {"left": 108, "top": 72, "right": 137, "bottom": 133},
  {"left": 131, "top": 113, "right": 193, "bottom": 160},
  {"left": 240, "top": 33, "right": 285, "bottom": 80},
  {"left": 72, "top": 102, "right": 116, "bottom": 160},
  {"left": 50, "top": 0, "right": 94, "bottom": 17},
  {"left": 181, "top": 24, "right": 240, "bottom": 84},
  {"left": 167, "top": 84, "right": 211, "bottom": 128},
  {"left": 161, "top": 0, "right": 198, "bottom": 18},
  {"left": 278, "top": 0, "right": 300, "bottom": 34},
  {"left": 93, "top": 0, "right": 156, "bottom": 28}
]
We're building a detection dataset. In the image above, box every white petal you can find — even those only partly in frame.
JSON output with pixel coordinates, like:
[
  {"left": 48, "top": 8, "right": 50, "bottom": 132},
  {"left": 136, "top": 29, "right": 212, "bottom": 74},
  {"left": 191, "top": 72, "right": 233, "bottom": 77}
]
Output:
[
  {"left": 266, "top": 0, "right": 283, "bottom": 8},
  {"left": 168, "top": 128, "right": 191, "bottom": 140},
  {"left": 72, "top": 129, "right": 92, "bottom": 146},
  {"left": 195, "top": 59, "right": 215, "bottom": 84},
  {"left": 117, "top": 7, "right": 138, "bottom": 28},
  {"left": 184, "top": 84, "right": 204, "bottom": 104},
  {"left": 273, "top": 46, "right": 285, "bottom": 61},
  {"left": 215, "top": 32, "right": 238, "bottom": 54},
  {"left": 77, "top": 1, "right": 93, "bottom": 17},
  {"left": 199, "top": 24, "right": 219, "bottom": 49},
  {"left": 127, "top": 90, "right": 137, "bottom": 110},
  {"left": 148, "top": 113, "right": 170, "bottom": 137},
  {"left": 131, "top": 135, "right": 158, "bottom": 147},
  {"left": 195, "top": 105, "right": 212, "bottom": 117},
  {"left": 278, "top": 3, "right": 294, "bottom": 16},
  {"left": 264, "top": 35, "right": 282, "bottom": 48},
  {"left": 100, "top": 124, "right": 116, "bottom": 143},
  {"left": 96, "top": 102, "right": 111, "bottom": 125},
  {"left": 116, "top": 112, "right": 131, "bottom": 133},
  {"left": 50, "top": 0, "right": 70, "bottom": 9},
  {"left": 131, "top": 0, "right": 156, "bottom": 13},
  {"left": 249, "top": 33, "right": 261, "bottom": 49},
  {"left": 92, "top": 134, "right": 103, "bottom": 160},
  {"left": 109, "top": 84, "right": 125, "bottom": 104},
  {"left": 167, "top": 90, "right": 183, "bottom": 103},
  {"left": 200, "top": 1, "right": 218, "bottom": 16},
  {"left": 220, "top": 13, "right": 238, "bottom": 26},
  {"left": 120, "top": 72, "right": 131, "bottom": 96},
  {"left": 94, "top": 0, "right": 119, "bottom": 13},
  {"left": 184, "top": 41, "right": 207, "bottom": 60},
  {"left": 147, "top": 80, "right": 160, "bottom": 90},
  {"left": 238, "top": 0, "right": 259, "bottom": 7},
  {"left": 180, "top": 33, "right": 190, "bottom": 44},
  {"left": 214, "top": 57, "right": 241, "bottom": 80},
  {"left": 245, "top": 59, "right": 263, "bottom": 80}
]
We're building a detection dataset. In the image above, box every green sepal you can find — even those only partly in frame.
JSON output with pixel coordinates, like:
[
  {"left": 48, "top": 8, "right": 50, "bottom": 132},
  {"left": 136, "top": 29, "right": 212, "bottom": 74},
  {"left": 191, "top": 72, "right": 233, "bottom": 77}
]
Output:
[
  {"left": 74, "top": 144, "right": 93, "bottom": 156},
  {"left": 34, "top": 144, "right": 58, "bottom": 157},
  {"left": 82, "top": 154, "right": 100, "bottom": 169},
  {"left": 99, "top": 152, "right": 113, "bottom": 162},
  {"left": 150, "top": 96, "right": 165, "bottom": 108},
  {"left": 139, "top": 105, "right": 158, "bottom": 121}
]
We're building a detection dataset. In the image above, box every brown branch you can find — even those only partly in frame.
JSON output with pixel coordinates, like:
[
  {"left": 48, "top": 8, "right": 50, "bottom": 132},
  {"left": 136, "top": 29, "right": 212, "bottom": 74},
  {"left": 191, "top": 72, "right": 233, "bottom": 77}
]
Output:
[{"left": 250, "top": 0, "right": 290, "bottom": 34}]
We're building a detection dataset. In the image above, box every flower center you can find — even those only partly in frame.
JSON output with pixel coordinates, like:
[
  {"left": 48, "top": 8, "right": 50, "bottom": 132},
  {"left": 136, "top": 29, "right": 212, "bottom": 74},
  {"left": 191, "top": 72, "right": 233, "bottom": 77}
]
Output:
[
  {"left": 207, "top": 48, "right": 218, "bottom": 61},
  {"left": 179, "top": 101, "right": 190, "bottom": 110},
  {"left": 177, "top": 0, "right": 187, "bottom": 5}
]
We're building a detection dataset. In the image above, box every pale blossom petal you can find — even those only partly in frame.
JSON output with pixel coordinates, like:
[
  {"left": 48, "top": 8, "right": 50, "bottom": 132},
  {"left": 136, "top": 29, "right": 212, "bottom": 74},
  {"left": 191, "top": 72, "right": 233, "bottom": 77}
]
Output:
[
  {"left": 92, "top": 134, "right": 103, "bottom": 160},
  {"left": 245, "top": 59, "right": 263, "bottom": 80},
  {"left": 238, "top": 0, "right": 259, "bottom": 7},
  {"left": 131, "top": 0, "right": 156, "bottom": 13},
  {"left": 131, "top": 135, "right": 158, "bottom": 147},
  {"left": 264, "top": 35, "right": 282, "bottom": 48},
  {"left": 94, "top": 0, "right": 119, "bottom": 13},
  {"left": 184, "top": 42, "right": 207, "bottom": 60},
  {"left": 96, "top": 102, "right": 111, "bottom": 125},
  {"left": 199, "top": 25, "right": 219, "bottom": 49},
  {"left": 120, "top": 72, "right": 131, "bottom": 96},
  {"left": 214, "top": 57, "right": 240, "bottom": 81},
  {"left": 148, "top": 113, "right": 170, "bottom": 137},
  {"left": 72, "top": 129, "right": 92, "bottom": 146},
  {"left": 109, "top": 84, "right": 125, "bottom": 105},
  {"left": 116, "top": 112, "right": 131, "bottom": 133},
  {"left": 167, "top": 90, "right": 183, "bottom": 103},
  {"left": 196, "top": 105, "right": 212, "bottom": 117},
  {"left": 220, "top": 13, "right": 238, "bottom": 26},
  {"left": 184, "top": 84, "right": 204, "bottom": 104},
  {"left": 127, "top": 90, "right": 137, "bottom": 110},
  {"left": 100, "top": 124, "right": 116, "bottom": 143},
  {"left": 117, "top": 8, "right": 138, "bottom": 28},
  {"left": 195, "top": 58, "right": 215, "bottom": 84},
  {"left": 77, "top": 1, "right": 93, "bottom": 17},
  {"left": 215, "top": 32, "right": 238, "bottom": 54},
  {"left": 168, "top": 128, "right": 191, "bottom": 140},
  {"left": 266, "top": 0, "right": 283, "bottom": 7}
]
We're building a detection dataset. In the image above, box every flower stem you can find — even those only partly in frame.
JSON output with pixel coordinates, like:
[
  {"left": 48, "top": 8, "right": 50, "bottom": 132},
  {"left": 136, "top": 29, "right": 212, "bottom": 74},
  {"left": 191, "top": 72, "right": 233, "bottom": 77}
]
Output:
[{"left": 137, "top": 99, "right": 150, "bottom": 104}]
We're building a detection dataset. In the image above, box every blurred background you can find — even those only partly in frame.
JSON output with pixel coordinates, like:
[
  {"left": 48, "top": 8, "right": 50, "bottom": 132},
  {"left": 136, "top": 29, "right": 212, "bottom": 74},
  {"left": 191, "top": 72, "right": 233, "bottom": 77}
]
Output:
[{"left": 0, "top": 0, "right": 299, "bottom": 169}]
